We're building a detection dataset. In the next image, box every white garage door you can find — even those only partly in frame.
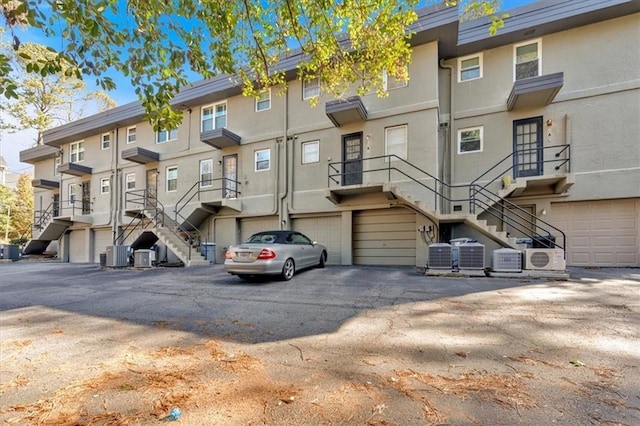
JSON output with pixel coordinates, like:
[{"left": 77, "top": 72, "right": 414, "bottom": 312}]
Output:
[
  {"left": 552, "top": 199, "right": 639, "bottom": 267},
  {"left": 69, "top": 229, "right": 88, "bottom": 263},
  {"left": 353, "top": 208, "right": 416, "bottom": 266},
  {"left": 293, "top": 216, "right": 342, "bottom": 265},
  {"left": 240, "top": 217, "right": 279, "bottom": 242},
  {"left": 93, "top": 228, "right": 113, "bottom": 263}
]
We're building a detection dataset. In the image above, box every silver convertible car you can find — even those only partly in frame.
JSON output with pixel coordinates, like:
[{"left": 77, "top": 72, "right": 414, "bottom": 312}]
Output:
[{"left": 224, "top": 230, "right": 328, "bottom": 280}]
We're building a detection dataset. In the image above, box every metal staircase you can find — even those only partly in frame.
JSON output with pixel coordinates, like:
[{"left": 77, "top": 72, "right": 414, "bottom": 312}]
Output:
[
  {"left": 120, "top": 190, "right": 209, "bottom": 266},
  {"left": 23, "top": 202, "right": 70, "bottom": 255},
  {"left": 328, "top": 147, "right": 570, "bottom": 253}
]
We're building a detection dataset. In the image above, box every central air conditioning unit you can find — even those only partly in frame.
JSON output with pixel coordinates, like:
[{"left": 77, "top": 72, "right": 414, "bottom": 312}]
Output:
[
  {"left": 428, "top": 243, "right": 452, "bottom": 269},
  {"left": 458, "top": 242, "right": 485, "bottom": 270},
  {"left": 492, "top": 248, "right": 522, "bottom": 272},
  {"left": 524, "top": 248, "right": 566, "bottom": 271},
  {"left": 106, "top": 245, "right": 130, "bottom": 267},
  {"left": 134, "top": 249, "right": 154, "bottom": 268}
]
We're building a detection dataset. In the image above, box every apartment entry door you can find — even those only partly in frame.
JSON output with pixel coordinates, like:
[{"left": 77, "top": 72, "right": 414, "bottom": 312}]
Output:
[
  {"left": 513, "top": 117, "right": 543, "bottom": 178},
  {"left": 81, "top": 181, "right": 91, "bottom": 215},
  {"left": 146, "top": 169, "right": 158, "bottom": 207},
  {"left": 342, "top": 132, "right": 363, "bottom": 186},
  {"left": 223, "top": 154, "right": 238, "bottom": 198}
]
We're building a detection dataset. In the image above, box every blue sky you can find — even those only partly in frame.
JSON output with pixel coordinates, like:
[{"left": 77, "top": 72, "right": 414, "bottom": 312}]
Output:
[{"left": 1, "top": 0, "right": 536, "bottom": 173}]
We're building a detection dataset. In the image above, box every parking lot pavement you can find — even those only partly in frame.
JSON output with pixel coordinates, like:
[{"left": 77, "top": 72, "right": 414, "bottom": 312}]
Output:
[{"left": 1, "top": 262, "right": 639, "bottom": 425}]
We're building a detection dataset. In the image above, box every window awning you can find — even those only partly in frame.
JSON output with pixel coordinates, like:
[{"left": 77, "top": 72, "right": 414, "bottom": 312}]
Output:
[
  {"left": 200, "top": 128, "right": 241, "bottom": 149},
  {"left": 507, "top": 72, "right": 564, "bottom": 111},
  {"left": 121, "top": 147, "right": 160, "bottom": 164},
  {"left": 325, "top": 96, "right": 368, "bottom": 127}
]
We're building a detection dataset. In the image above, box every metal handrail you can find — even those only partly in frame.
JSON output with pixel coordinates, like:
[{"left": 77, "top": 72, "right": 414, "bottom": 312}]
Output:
[
  {"left": 174, "top": 178, "right": 242, "bottom": 221},
  {"left": 328, "top": 149, "right": 570, "bottom": 252}
]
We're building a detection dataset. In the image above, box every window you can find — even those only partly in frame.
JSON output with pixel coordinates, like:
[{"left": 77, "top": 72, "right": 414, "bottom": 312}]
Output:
[
  {"left": 302, "top": 140, "right": 320, "bottom": 164},
  {"left": 200, "top": 159, "right": 213, "bottom": 187},
  {"left": 125, "top": 173, "right": 136, "bottom": 190},
  {"left": 127, "top": 127, "right": 136, "bottom": 144},
  {"left": 459, "top": 54, "right": 482, "bottom": 82},
  {"left": 383, "top": 68, "right": 408, "bottom": 91},
  {"left": 157, "top": 128, "right": 178, "bottom": 143},
  {"left": 458, "top": 127, "right": 483, "bottom": 154},
  {"left": 514, "top": 39, "right": 541, "bottom": 80},
  {"left": 256, "top": 89, "right": 271, "bottom": 111},
  {"left": 166, "top": 166, "right": 178, "bottom": 192},
  {"left": 202, "top": 102, "right": 227, "bottom": 131},
  {"left": 100, "top": 177, "right": 110, "bottom": 194},
  {"left": 255, "top": 149, "right": 270, "bottom": 171},
  {"left": 101, "top": 133, "right": 111, "bottom": 150},
  {"left": 54, "top": 157, "right": 61, "bottom": 176},
  {"left": 302, "top": 77, "right": 320, "bottom": 99},
  {"left": 68, "top": 183, "right": 78, "bottom": 205},
  {"left": 385, "top": 125, "right": 408, "bottom": 160},
  {"left": 70, "top": 141, "right": 84, "bottom": 163}
]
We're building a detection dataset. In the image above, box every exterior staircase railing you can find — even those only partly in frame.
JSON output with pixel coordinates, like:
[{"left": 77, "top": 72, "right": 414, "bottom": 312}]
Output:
[
  {"left": 33, "top": 201, "right": 59, "bottom": 231},
  {"left": 328, "top": 150, "right": 568, "bottom": 251},
  {"left": 174, "top": 178, "right": 242, "bottom": 224}
]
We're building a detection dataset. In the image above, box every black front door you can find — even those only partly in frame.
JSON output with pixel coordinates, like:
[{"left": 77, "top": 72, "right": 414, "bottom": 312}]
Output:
[
  {"left": 81, "top": 181, "right": 91, "bottom": 214},
  {"left": 513, "top": 117, "right": 543, "bottom": 178},
  {"left": 52, "top": 194, "right": 59, "bottom": 217},
  {"left": 223, "top": 154, "right": 238, "bottom": 198},
  {"left": 146, "top": 169, "right": 158, "bottom": 207},
  {"left": 342, "top": 132, "right": 363, "bottom": 186}
]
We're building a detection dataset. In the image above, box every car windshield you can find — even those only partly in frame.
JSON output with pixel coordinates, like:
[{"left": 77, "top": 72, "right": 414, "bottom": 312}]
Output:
[{"left": 246, "top": 233, "right": 278, "bottom": 244}]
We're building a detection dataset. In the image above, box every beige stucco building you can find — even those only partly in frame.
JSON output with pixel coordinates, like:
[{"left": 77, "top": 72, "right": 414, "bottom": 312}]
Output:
[{"left": 20, "top": 0, "right": 640, "bottom": 268}]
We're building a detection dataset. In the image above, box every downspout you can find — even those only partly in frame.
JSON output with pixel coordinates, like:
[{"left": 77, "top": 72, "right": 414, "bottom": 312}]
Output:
[
  {"left": 278, "top": 86, "right": 289, "bottom": 228},
  {"left": 439, "top": 59, "right": 454, "bottom": 214}
]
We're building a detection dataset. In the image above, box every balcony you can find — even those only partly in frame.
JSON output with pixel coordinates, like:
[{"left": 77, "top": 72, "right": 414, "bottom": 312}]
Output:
[
  {"left": 200, "top": 128, "right": 241, "bottom": 149},
  {"left": 57, "top": 162, "right": 92, "bottom": 176},
  {"left": 325, "top": 96, "right": 368, "bottom": 127},
  {"left": 507, "top": 72, "right": 564, "bottom": 111},
  {"left": 122, "top": 147, "right": 160, "bottom": 164}
]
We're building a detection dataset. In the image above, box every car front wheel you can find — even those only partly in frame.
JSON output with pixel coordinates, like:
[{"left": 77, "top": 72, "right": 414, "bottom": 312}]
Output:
[
  {"left": 318, "top": 252, "right": 326, "bottom": 268},
  {"left": 281, "top": 258, "right": 295, "bottom": 281}
]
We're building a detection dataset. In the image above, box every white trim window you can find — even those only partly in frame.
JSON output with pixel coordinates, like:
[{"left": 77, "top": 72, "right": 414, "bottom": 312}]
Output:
[
  {"left": 54, "top": 156, "right": 61, "bottom": 176},
  {"left": 385, "top": 125, "right": 408, "bottom": 160},
  {"left": 302, "top": 140, "right": 320, "bottom": 164},
  {"left": 166, "top": 166, "right": 178, "bottom": 192},
  {"left": 458, "top": 53, "right": 483, "bottom": 82},
  {"left": 514, "top": 39, "right": 541, "bottom": 81},
  {"left": 256, "top": 89, "right": 271, "bottom": 111},
  {"left": 255, "top": 149, "right": 270, "bottom": 171},
  {"left": 302, "top": 77, "right": 320, "bottom": 99},
  {"left": 125, "top": 173, "right": 136, "bottom": 190},
  {"left": 101, "top": 133, "right": 111, "bottom": 150},
  {"left": 127, "top": 126, "right": 137, "bottom": 144},
  {"left": 100, "top": 177, "right": 110, "bottom": 194},
  {"left": 458, "top": 127, "right": 483, "bottom": 154},
  {"left": 68, "top": 183, "right": 78, "bottom": 205},
  {"left": 157, "top": 128, "right": 178, "bottom": 144},
  {"left": 70, "top": 141, "right": 84, "bottom": 163},
  {"left": 200, "top": 159, "right": 213, "bottom": 187},
  {"left": 383, "top": 68, "right": 408, "bottom": 91},
  {"left": 202, "top": 102, "right": 227, "bottom": 131}
]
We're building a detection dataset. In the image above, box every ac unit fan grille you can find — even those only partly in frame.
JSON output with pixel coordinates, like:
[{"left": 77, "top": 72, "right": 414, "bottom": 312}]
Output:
[{"left": 529, "top": 251, "right": 551, "bottom": 267}]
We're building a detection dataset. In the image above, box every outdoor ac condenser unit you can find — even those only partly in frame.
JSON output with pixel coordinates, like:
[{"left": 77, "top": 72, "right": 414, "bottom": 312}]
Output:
[
  {"left": 428, "top": 243, "right": 452, "bottom": 269},
  {"left": 106, "top": 245, "right": 130, "bottom": 267},
  {"left": 134, "top": 249, "right": 154, "bottom": 268},
  {"left": 492, "top": 248, "right": 522, "bottom": 272},
  {"left": 458, "top": 243, "right": 485, "bottom": 270},
  {"left": 524, "top": 248, "right": 566, "bottom": 271}
]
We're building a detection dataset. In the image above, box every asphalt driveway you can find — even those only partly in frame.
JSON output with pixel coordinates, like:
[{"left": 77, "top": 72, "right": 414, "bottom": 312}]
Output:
[{"left": 1, "top": 262, "right": 639, "bottom": 424}]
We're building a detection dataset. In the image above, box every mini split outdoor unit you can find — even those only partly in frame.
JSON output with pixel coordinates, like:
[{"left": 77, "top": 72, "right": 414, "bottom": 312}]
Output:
[
  {"left": 492, "top": 248, "right": 523, "bottom": 272},
  {"left": 458, "top": 242, "right": 485, "bottom": 270},
  {"left": 524, "top": 248, "right": 566, "bottom": 271},
  {"left": 428, "top": 243, "right": 452, "bottom": 269}
]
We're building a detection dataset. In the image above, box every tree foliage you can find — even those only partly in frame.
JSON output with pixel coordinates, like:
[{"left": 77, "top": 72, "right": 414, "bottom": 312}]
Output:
[
  {"left": 0, "top": 173, "right": 32, "bottom": 242},
  {"left": 1, "top": 0, "right": 503, "bottom": 130},
  {"left": 0, "top": 37, "right": 117, "bottom": 145}
]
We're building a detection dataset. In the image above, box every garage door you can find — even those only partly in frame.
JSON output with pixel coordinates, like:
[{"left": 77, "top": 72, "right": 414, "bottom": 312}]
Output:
[
  {"left": 93, "top": 228, "right": 113, "bottom": 263},
  {"left": 353, "top": 208, "right": 416, "bottom": 266},
  {"left": 552, "top": 199, "right": 639, "bottom": 267},
  {"left": 240, "top": 217, "right": 279, "bottom": 242},
  {"left": 69, "top": 229, "right": 88, "bottom": 263},
  {"left": 293, "top": 216, "right": 342, "bottom": 265}
]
